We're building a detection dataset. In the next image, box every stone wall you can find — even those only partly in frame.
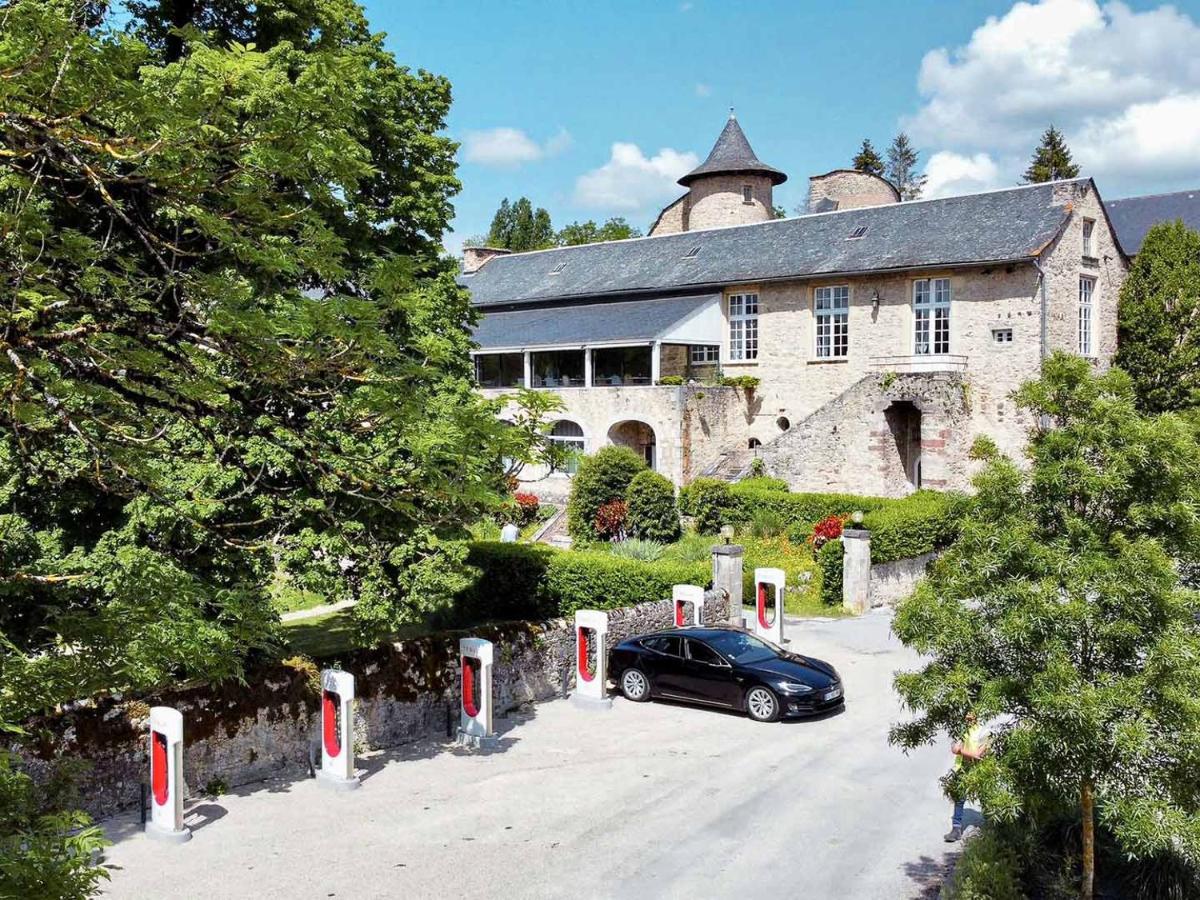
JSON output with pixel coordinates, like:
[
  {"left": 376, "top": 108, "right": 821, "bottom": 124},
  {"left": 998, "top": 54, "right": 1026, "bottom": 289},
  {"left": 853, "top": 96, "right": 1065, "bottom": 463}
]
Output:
[
  {"left": 648, "top": 194, "right": 687, "bottom": 236},
  {"left": 870, "top": 552, "right": 937, "bottom": 608},
  {"left": 16, "top": 594, "right": 730, "bottom": 821},
  {"left": 686, "top": 174, "right": 775, "bottom": 231},
  {"left": 807, "top": 170, "right": 899, "bottom": 212}
]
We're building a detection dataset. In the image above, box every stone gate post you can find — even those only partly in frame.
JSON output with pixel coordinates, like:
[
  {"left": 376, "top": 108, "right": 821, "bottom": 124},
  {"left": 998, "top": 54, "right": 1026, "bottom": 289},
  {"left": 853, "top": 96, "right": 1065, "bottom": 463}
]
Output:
[
  {"left": 712, "top": 543, "right": 744, "bottom": 625},
  {"left": 842, "top": 527, "right": 872, "bottom": 614}
]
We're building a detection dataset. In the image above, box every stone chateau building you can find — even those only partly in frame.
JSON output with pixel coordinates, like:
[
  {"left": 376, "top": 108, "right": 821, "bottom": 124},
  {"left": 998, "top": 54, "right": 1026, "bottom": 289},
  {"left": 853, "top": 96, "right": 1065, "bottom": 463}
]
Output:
[{"left": 461, "top": 115, "right": 1198, "bottom": 500}]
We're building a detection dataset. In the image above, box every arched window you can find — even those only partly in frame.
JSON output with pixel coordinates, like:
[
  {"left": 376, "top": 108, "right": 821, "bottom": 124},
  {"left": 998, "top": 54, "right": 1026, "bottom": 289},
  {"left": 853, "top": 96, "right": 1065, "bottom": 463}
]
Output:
[
  {"left": 548, "top": 420, "right": 585, "bottom": 475},
  {"left": 748, "top": 437, "right": 762, "bottom": 449}
]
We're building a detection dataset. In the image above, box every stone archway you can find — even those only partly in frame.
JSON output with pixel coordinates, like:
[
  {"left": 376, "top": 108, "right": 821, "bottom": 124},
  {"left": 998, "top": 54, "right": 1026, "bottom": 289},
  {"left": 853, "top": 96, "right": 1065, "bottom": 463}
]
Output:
[{"left": 607, "top": 420, "right": 657, "bottom": 471}]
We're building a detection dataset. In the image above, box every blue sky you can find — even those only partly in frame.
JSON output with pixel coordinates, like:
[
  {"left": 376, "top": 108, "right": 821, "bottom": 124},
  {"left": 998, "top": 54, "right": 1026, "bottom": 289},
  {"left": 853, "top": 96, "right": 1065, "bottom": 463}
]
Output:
[{"left": 365, "top": 0, "right": 1200, "bottom": 253}]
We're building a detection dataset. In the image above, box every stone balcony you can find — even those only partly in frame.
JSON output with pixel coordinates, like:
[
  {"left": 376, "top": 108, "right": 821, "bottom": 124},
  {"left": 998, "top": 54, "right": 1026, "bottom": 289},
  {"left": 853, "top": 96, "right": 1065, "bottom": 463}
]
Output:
[{"left": 867, "top": 354, "right": 968, "bottom": 374}]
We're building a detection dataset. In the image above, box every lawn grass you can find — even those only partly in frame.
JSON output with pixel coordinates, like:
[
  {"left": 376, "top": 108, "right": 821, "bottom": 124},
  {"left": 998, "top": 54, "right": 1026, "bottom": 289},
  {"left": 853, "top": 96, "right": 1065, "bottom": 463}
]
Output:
[{"left": 280, "top": 608, "right": 437, "bottom": 658}]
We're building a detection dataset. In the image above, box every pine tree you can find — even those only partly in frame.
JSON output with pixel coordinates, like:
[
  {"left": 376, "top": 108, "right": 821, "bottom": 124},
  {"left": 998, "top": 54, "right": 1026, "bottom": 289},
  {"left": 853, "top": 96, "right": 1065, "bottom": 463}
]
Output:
[
  {"left": 1023, "top": 125, "right": 1080, "bottom": 183},
  {"left": 886, "top": 132, "right": 926, "bottom": 201},
  {"left": 852, "top": 139, "right": 885, "bottom": 178},
  {"left": 486, "top": 197, "right": 556, "bottom": 251},
  {"left": 1115, "top": 221, "right": 1200, "bottom": 414}
]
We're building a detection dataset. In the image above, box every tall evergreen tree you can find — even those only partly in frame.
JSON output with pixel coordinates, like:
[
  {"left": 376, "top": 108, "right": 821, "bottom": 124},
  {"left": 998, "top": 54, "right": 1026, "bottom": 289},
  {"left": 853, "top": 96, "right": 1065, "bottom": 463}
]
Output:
[
  {"left": 852, "top": 139, "right": 885, "bottom": 178},
  {"left": 886, "top": 132, "right": 926, "bottom": 200},
  {"left": 1115, "top": 221, "right": 1200, "bottom": 414},
  {"left": 891, "top": 354, "right": 1200, "bottom": 899},
  {"left": 1023, "top": 125, "right": 1080, "bottom": 183}
]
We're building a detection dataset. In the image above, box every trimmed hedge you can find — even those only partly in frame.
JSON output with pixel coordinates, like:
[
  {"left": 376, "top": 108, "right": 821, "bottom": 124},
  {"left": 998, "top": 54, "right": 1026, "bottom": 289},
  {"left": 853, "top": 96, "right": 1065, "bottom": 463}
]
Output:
[
  {"left": 729, "top": 485, "right": 889, "bottom": 537},
  {"left": 567, "top": 446, "right": 646, "bottom": 543},
  {"left": 547, "top": 552, "right": 709, "bottom": 618},
  {"left": 678, "top": 478, "right": 736, "bottom": 533},
  {"left": 625, "top": 470, "right": 681, "bottom": 542},
  {"left": 456, "top": 541, "right": 709, "bottom": 621},
  {"left": 817, "top": 539, "right": 843, "bottom": 606},
  {"left": 862, "top": 490, "right": 965, "bottom": 564},
  {"left": 736, "top": 475, "right": 790, "bottom": 492}
]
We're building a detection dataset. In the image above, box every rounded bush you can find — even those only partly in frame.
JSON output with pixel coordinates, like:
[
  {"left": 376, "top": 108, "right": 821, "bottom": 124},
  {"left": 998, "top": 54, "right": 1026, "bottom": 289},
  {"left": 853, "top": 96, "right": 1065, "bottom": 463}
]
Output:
[
  {"left": 566, "top": 446, "right": 646, "bottom": 543},
  {"left": 678, "top": 478, "right": 734, "bottom": 534},
  {"left": 625, "top": 470, "right": 681, "bottom": 543}
]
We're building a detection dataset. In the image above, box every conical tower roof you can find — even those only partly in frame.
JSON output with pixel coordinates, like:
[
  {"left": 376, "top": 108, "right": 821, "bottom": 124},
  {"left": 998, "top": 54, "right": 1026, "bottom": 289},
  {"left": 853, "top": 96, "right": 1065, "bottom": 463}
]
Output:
[{"left": 678, "top": 112, "right": 787, "bottom": 187}]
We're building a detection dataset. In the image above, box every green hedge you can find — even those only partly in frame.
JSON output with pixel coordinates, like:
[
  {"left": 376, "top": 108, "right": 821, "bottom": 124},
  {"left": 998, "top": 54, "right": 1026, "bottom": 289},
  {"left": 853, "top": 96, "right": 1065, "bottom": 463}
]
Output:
[
  {"left": 736, "top": 476, "right": 790, "bottom": 493},
  {"left": 456, "top": 541, "right": 709, "bottom": 622},
  {"left": 452, "top": 542, "right": 557, "bottom": 625},
  {"left": 862, "top": 490, "right": 965, "bottom": 564},
  {"left": 728, "top": 485, "right": 889, "bottom": 537},
  {"left": 817, "top": 539, "right": 843, "bottom": 606},
  {"left": 625, "top": 470, "right": 681, "bottom": 542},
  {"left": 678, "top": 478, "right": 736, "bottom": 533},
  {"left": 546, "top": 552, "right": 709, "bottom": 618}
]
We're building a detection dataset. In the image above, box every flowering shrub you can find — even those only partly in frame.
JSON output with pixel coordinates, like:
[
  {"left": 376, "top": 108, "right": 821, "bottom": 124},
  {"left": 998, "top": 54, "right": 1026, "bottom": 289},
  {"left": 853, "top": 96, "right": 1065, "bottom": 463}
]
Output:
[
  {"left": 594, "top": 500, "right": 628, "bottom": 542},
  {"left": 514, "top": 492, "right": 540, "bottom": 526},
  {"left": 810, "top": 514, "right": 846, "bottom": 549}
]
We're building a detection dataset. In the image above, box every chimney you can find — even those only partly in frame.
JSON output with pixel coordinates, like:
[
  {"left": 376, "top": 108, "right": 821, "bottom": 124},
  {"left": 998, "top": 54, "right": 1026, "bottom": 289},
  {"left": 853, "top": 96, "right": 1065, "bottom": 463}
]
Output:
[{"left": 462, "top": 246, "right": 511, "bottom": 274}]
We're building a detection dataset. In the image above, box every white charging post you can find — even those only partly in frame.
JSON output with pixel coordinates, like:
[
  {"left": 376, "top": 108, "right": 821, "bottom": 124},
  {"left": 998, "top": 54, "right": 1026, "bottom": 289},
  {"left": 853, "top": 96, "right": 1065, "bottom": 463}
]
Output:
[
  {"left": 318, "top": 669, "right": 360, "bottom": 791},
  {"left": 145, "top": 706, "right": 191, "bottom": 843},
  {"left": 673, "top": 583, "right": 706, "bottom": 627},
  {"left": 457, "top": 637, "right": 497, "bottom": 749},
  {"left": 571, "top": 610, "right": 612, "bottom": 710},
  {"left": 753, "top": 567, "right": 786, "bottom": 646}
]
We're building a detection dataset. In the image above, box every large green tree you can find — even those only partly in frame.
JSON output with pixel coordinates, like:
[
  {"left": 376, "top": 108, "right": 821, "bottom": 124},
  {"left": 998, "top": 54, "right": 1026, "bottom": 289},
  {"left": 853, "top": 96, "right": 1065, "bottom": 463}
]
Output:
[
  {"left": 1115, "top": 220, "right": 1200, "bottom": 415},
  {"left": 557, "top": 217, "right": 641, "bottom": 246},
  {"left": 1023, "top": 125, "right": 1080, "bottom": 183},
  {"left": 0, "top": 0, "right": 519, "bottom": 718},
  {"left": 485, "top": 197, "right": 556, "bottom": 252},
  {"left": 891, "top": 354, "right": 1200, "bottom": 898}
]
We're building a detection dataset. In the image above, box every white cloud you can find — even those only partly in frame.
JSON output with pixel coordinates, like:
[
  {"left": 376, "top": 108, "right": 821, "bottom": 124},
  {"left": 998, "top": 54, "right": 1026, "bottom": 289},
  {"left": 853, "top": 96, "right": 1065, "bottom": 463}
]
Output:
[
  {"left": 922, "top": 151, "right": 1004, "bottom": 199},
  {"left": 695, "top": 83, "right": 712, "bottom": 98},
  {"left": 574, "top": 143, "right": 699, "bottom": 212},
  {"left": 462, "top": 127, "right": 572, "bottom": 167},
  {"left": 907, "top": 0, "right": 1200, "bottom": 187}
]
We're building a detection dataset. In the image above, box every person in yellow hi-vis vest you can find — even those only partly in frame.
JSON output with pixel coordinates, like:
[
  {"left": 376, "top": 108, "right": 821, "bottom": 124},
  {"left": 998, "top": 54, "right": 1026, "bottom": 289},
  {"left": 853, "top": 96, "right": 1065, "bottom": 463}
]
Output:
[{"left": 945, "top": 712, "right": 989, "bottom": 843}]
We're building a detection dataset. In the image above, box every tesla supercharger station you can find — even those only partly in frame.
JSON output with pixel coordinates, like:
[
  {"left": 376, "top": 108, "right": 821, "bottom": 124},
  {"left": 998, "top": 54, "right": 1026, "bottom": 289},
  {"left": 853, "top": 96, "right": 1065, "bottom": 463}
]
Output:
[
  {"left": 572, "top": 609, "right": 612, "bottom": 710},
  {"left": 673, "top": 583, "right": 706, "bottom": 627},
  {"left": 317, "top": 669, "right": 360, "bottom": 791},
  {"left": 754, "top": 567, "right": 786, "bottom": 645},
  {"left": 145, "top": 706, "right": 191, "bottom": 843},
  {"left": 457, "top": 637, "right": 497, "bottom": 749}
]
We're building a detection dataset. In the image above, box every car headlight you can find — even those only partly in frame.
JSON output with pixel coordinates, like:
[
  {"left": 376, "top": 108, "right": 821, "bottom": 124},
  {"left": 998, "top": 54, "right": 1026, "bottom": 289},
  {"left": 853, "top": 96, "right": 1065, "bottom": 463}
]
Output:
[{"left": 777, "top": 682, "right": 814, "bottom": 694}]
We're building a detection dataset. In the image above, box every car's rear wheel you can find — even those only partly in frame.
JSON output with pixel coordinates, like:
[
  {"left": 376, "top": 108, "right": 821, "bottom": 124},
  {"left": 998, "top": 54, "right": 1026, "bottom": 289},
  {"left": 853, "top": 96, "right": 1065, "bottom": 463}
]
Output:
[
  {"left": 745, "top": 686, "right": 780, "bottom": 722},
  {"left": 620, "top": 668, "right": 651, "bottom": 702}
]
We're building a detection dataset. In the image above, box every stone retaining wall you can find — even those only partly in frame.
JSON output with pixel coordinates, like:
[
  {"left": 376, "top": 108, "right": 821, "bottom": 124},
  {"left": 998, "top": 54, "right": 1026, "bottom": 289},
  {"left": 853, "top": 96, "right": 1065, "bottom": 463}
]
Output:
[
  {"left": 869, "top": 552, "right": 937, "bottom": 608},
  {"left": 16, "top": 594, "right": 729, "bottom": 820}
]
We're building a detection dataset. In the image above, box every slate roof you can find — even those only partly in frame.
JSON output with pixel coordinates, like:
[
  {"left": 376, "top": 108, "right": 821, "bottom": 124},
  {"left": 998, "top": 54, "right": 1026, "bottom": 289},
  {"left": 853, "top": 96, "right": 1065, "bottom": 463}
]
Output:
[
  {"left": 463, "top": 179, "right": 1086, "bottom": 309},
  {"left": 678, "top": 115, "right": 787, "bottom": 187},
  {"left": 1104, "top": 189, "right": 1200, "bottom": 255},
  {"left": 472, "top": 293, "right": 718, "bottom": 349}
]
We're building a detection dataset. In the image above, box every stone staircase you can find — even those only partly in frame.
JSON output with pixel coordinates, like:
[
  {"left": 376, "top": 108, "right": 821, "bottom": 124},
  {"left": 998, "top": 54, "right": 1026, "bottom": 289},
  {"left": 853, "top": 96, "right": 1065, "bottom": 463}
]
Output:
[
  {"left": 700, "top": 447, "right": 756, "bottom": 483},
  {"left": 535, "top": 505, "right": 572, "bottom": 548}
]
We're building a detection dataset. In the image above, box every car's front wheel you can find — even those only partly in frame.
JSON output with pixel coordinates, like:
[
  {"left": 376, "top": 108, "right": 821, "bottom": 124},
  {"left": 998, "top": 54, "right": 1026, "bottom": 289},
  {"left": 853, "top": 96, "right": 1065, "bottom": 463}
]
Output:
[
  {"left": 620, "top": 668, "right": 651, "bottom": 703},
  {"left": 745, "top": 686, "right": 780, "bottom": 722}
]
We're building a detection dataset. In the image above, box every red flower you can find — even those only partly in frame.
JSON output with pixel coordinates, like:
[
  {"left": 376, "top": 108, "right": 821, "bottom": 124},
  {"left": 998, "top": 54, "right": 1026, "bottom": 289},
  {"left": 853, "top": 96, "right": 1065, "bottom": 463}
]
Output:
[{"left": 810, "top": 514, "right": 846, "bottom": 549}]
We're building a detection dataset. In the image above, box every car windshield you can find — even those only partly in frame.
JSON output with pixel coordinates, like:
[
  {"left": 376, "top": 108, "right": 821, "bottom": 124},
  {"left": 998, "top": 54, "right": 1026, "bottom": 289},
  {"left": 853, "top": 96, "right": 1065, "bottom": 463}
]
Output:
[{"left": 704, "top": 631, "right": 779, "bottom": 664}]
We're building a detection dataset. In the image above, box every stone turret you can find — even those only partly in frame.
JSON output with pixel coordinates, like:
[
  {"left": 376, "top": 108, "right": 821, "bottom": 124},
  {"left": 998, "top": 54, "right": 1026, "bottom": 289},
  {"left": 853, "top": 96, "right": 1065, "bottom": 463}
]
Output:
[{"left": 649, "top": 112, "right": 787, "bottom": 236}]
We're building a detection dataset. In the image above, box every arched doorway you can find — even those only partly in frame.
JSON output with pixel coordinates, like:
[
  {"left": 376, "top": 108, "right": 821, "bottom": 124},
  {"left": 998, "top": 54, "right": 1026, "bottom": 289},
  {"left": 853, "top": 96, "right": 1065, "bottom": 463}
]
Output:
[
  {"left": 884, "top": 401, "right": 922, "bottom": 488},
  {"left": 607, "top": 420, "right": 657, "bottom": 470}
]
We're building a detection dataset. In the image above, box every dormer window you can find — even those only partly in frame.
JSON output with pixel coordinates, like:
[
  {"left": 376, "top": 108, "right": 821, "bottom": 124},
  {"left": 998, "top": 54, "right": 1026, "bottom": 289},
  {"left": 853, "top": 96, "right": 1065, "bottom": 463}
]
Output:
[{"left": 742, "top": 185, "right": 753, "bottom": 203}]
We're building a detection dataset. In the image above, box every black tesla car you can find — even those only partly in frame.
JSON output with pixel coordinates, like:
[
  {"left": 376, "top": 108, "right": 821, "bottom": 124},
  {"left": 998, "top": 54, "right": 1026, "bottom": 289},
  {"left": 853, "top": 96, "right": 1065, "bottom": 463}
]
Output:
[{"left": 609, "top": 626, "right": 844, "bottom": 722}]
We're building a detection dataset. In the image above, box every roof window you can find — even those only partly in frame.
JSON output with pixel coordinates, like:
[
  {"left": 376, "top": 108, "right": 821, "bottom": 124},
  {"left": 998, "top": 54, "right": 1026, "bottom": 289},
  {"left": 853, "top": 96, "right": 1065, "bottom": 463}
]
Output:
[
  {"left": 682, "top": 246, "right": 701, "bottom": 259},
  {"left": 549, "top": 261, "right": 567, "bottom": 275},
  {"left": 847, "top": 225, "right": 869, "bottom": 240}
]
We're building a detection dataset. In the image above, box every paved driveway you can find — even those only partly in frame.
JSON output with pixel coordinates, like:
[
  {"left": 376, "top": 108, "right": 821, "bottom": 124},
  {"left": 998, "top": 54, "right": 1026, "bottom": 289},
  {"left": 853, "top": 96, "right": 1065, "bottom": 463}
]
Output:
[{"left": 100, "top": 611, "right": 960, "bottom": 899}]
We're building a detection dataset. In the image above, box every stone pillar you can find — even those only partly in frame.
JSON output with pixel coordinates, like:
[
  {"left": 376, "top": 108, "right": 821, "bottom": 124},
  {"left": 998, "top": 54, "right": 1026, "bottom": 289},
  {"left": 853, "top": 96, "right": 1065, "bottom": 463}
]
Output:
[
  {"left": 522, "top": 351, "right": 532, "bottom": 389},
  {"left": 584, "top": 347, "right": 593, "bottom": 387},
  {"left": 711, "top": 544, "right": 744, "bottom": 625},
  {"left": 651, "top": 341, "right": 662, "bottom": 384},
  {"left": 842, "top": 527, "right": 872, "bottom": 614}
]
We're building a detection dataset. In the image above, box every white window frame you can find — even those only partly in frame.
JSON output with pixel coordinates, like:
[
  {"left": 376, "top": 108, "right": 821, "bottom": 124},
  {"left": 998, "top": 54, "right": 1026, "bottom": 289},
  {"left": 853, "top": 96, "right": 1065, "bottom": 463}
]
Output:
[
  {"left": 1082, "top": 219, "right": 1095, "bottom": 257},
  {"left": 1078, "top": 276, "right": 1096, "bottom": 357},
  {"left": 727, "top": 292, "right": 759, "bottom": 362},
  {"left": 913, "top": 277, "right": 951, "bottom": 355},
  {"left": 690, "top": 344, "right": 720, "bottom": 364},
  {"left": 547, "top": 420, "right": 585, "bottom": 475},
  {"left": 992, "top": 328, "right": 1013, "bottom": 345},
  {"left": 814, "top": 285, "right": 850, "bottom": 359}
]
